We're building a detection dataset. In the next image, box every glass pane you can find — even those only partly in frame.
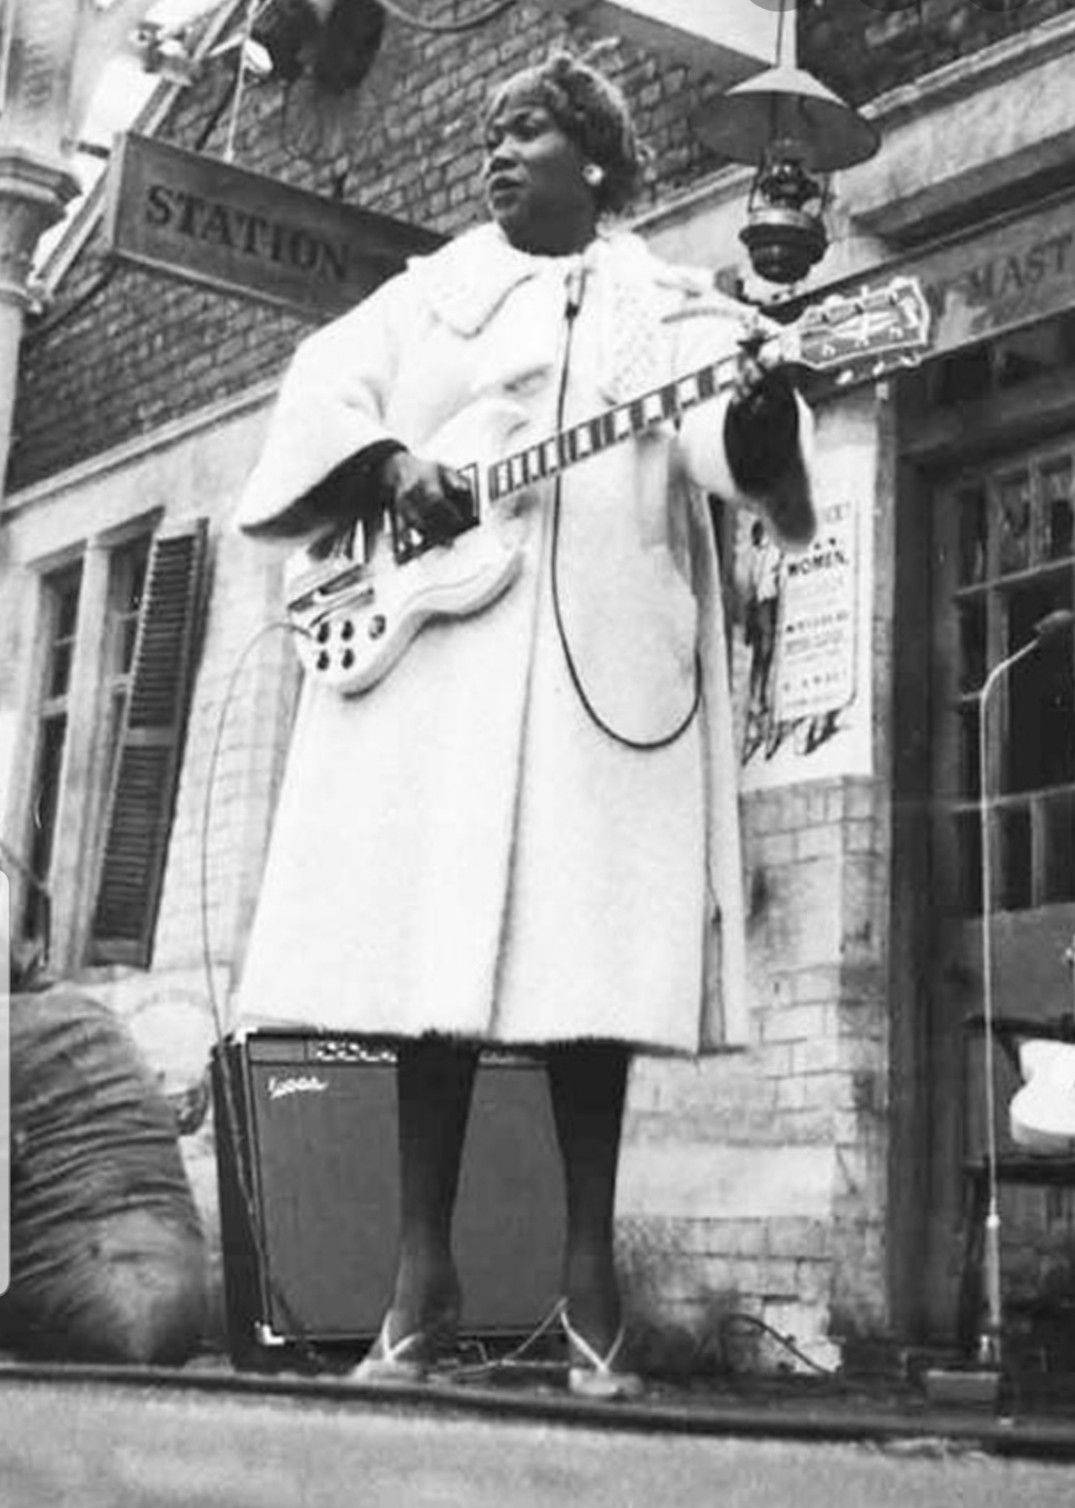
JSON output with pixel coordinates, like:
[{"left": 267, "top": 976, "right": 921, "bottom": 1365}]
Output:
[
  {"left": 955, "top": 810, "right": 982, "bottom": 917},
  {"left": 958, "top": 485, "right": 987, "bottom": 585},
  {"left": 1043, "top": 789, "right": 1075, "bottom": 904},
  {"left": 998, "top": 804, "right": 1032, "bottom": 912},
  {"left": 102, "top": 688, "right": 126, "bottom": 784},
  {"left": 48, "top": 642, "right": 72, "bottom": 699},
  {"left": 1040, "top": 457, "right": 1074, "bottom": 561},
  {"left": 1004, "top": 579, "right": 1075, "bottom": 793},
  {"left": 994, "top": 326, "right": 1066, "bottom": 389},
  {"left": 44, "top": 563, "right": 83, "bottom": 700},
  {"left": 958, "top": 702, "right": 981, "bottom": 801},
  {"left": 108, "top": 536, "right": 151, "bottom": 675},
  {"left": 996, "top": 470, "right": 1031, "bottom": 574},
  {"left": 22, "top": 713, "right": 67, "bottom": 940},
  {"left": 933, "top": 346, "right": 991, "bottom": 408},
  {"left": 54, "top": 571, "right": 82, "bottom": 639},
  {"left": 958, "top": 599, "right": 987, "bottom": 691},
  {"left": 121, "top": 617, "right": 140, "bottom": 672},
  {"left": 118, "top": 538, "right": 149, "bottom": 615}
]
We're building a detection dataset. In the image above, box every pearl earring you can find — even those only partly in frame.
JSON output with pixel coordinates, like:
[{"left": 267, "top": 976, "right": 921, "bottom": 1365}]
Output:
[{"left": 582, "top": 162, "right": 605, "bottom": 188}]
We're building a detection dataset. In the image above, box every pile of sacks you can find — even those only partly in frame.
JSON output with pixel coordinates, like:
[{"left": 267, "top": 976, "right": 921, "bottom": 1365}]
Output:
[{"left": 0, "top": 984, "right": 208, "bottom": 1365}]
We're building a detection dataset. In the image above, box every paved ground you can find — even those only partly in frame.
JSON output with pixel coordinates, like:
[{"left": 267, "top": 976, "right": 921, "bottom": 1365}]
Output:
[{"left": 3, "top": 1366, "right": 1075, "bottom": 1507}]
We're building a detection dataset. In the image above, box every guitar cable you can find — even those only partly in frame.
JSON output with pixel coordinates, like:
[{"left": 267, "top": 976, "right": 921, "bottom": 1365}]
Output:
[
  {"left": 200, "top": 615, "right": 330, "bottom": 1374},
  {"left": 549, "top": 268, "right": 702, "bottom": 752}
]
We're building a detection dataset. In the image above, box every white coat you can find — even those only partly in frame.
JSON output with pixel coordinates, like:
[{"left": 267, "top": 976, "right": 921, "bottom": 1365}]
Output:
[{"left": 233, "top": 225, "right": 813, "bottom": 1052}]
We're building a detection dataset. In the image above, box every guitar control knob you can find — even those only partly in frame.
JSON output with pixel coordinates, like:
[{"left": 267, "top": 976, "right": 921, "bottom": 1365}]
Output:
[
  {"left": 341, "top": 649, "right": 355, "bottom": 670},
  {"left": 368, "top": 614, "right": 387, "bottom": 640},
  {"left": 341, "top": 619, "right": 355, "bottom": 641},
  {"left": 316, "top": 622, "right": 330, "bottom": 644},
  {"left": 316, "top": 651, "right": 330, "bottom": 671}
]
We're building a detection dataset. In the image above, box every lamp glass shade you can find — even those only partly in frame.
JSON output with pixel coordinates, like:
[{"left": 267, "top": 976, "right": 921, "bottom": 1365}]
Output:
[{"left": 698, "top": 63, "right": 880, "bottom": 173}]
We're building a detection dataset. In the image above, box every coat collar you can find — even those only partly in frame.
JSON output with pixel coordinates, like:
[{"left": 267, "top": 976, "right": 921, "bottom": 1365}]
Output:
[{"left": 406, "top": 224, "right": 716, "bottom": 401}]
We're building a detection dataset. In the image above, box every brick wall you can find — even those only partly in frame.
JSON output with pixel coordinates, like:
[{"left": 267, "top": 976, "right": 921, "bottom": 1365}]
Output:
[
  {"left": 11, "top": 0, "right": 1059, "bottom": 494},
  {"left": 801, "top": 0, "right": 1071, "bottom": 105}
]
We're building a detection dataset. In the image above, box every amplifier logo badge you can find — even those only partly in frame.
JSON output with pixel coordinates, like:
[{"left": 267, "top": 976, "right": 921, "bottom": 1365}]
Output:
[{"left": 267, "top": 1072, "right": 329, "bottom": 1101}]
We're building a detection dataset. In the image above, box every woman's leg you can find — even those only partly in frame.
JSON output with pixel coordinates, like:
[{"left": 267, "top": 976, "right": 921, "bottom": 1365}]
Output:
[
  {"left": 377, "top": 1037, "right": 479, "bottom": 1348},
  {"left": 545, "top": 1042, "right": 630, "bottom": 1354}
]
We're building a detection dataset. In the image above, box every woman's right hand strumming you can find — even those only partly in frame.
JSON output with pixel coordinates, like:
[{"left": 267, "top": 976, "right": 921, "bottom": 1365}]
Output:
[{"left": 379, "top": 451, "right": 476, "bottom": 547}]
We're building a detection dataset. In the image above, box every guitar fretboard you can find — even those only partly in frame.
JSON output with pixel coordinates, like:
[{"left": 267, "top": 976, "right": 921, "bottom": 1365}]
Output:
[{"left": 485, "top": 351, "right": 744, "bottom": 503}]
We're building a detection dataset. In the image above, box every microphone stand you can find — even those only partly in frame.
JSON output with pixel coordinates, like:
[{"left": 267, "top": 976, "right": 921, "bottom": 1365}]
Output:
[{"left": 975, "top": 608, "right": 1075, "bottom": 1369}]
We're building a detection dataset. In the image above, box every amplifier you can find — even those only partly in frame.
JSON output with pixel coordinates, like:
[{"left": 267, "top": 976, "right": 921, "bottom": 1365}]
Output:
[{"left": 211, "top": 1031, "right": 565, "bottom": 1370}]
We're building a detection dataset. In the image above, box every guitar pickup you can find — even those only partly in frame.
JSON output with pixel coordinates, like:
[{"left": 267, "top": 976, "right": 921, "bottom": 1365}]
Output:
[{"left": 287, "top": 562, "right": 370, "bottom": 616}]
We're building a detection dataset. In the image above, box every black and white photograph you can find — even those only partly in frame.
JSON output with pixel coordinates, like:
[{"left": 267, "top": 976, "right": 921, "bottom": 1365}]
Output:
[{"left": 0, "top": 2, "right": 1074, "bottom": 1503}]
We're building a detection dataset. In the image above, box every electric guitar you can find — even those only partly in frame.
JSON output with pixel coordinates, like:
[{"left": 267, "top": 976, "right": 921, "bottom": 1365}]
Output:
[{"left": 285, "top": 275, "right": 931, "bottom": 697}]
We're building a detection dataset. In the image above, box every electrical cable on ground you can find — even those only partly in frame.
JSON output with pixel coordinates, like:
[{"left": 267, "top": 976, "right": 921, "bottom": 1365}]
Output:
[{"left": 717, "top": 1311, "right": 839, "bottom": 1380}]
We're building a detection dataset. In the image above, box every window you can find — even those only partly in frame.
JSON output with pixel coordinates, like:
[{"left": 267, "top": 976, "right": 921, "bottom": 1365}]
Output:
[
  {"left": 928, "top": 315, "right": 1075, "bottom": 411},
  {"left": 20, "top": 562, "right": 83, "bottom": 951},
  {"left": 19, "top": 520, "right": 206, "bottom": 972},
  {"left": 937, "top": 444, "right": 1075, "bottom": 914},
  {"left": 100, "top": 534, "right": 152, "bottom": 798}
]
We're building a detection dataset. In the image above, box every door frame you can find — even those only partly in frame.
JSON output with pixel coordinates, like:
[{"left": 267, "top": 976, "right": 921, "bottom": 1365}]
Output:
[{"left": 888, "top": 351, "right": 1075, "bottom": 1342}]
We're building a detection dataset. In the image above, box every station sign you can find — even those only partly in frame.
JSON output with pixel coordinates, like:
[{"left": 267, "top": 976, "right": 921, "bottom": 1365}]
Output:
[{"left": 103, "top": 134, "right": 444, "bottom": 320}]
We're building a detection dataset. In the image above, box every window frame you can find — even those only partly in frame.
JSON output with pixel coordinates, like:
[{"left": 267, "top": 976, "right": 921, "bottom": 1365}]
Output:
[
  {"left": 13, "top": 512, "right": 166, "bottom": 974},
  {"left": 18, "top": 557, "right": 85, "bottom": 953}
]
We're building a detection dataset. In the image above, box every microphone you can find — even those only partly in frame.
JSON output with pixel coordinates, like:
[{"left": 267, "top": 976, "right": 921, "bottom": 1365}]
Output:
[
  {"left": 564, "top": 261, "right": 587, "bottom": 319},
  {"left": 1033, "top": 608, "right": 1075, "bottom": 643}
]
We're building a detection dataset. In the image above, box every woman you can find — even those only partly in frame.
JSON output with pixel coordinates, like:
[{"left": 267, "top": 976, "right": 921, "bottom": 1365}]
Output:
[{"left": 235, "top": 52, "right": 814, "bottom": 1395}]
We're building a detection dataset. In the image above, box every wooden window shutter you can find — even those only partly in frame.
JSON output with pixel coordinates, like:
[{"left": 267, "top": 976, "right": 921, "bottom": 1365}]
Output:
[{"left": 90, "top": 519, "right": 208, "bottom": 966}]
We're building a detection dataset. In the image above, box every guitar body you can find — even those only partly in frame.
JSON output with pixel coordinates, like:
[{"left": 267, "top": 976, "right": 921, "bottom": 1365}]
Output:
[{"left": 284, "top": 401, "right": 529, "bottom": 697}]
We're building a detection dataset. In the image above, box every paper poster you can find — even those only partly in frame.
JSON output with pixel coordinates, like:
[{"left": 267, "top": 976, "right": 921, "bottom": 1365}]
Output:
[{"left": 736, "top": 482, "right": 874, "bottom": 791}]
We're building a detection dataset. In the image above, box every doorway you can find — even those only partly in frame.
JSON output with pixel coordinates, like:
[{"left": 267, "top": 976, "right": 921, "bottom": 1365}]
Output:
[
  {"left": 925, "top": 434, "right": 1075, "bottom": 1337},
  {"left": 895, "top": 321, "right": 1075, "bottom": 1341}
]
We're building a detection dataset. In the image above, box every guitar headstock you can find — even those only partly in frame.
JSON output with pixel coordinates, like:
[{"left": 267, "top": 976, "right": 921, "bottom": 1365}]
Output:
[{"left": 781, "top": 275, "right": 933, "bottom": 385}]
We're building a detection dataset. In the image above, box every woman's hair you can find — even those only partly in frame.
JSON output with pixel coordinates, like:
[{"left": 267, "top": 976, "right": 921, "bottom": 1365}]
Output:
[{"left": 484, "top": 51, "right": 644, "bottom": 216}]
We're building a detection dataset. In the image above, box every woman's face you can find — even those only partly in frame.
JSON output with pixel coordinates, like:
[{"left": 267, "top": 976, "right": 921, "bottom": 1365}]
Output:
[{"left": 483, "top": 86, "right": 598, "bottom": 256}]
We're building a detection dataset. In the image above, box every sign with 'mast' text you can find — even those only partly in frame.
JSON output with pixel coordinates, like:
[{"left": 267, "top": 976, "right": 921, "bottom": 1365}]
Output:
[
  {"left": 808, "top": 192, "right": 1075, "bottom": 370},
  {"left": 915, "top": 194, "right": 1075, "bottom": 359},
  {"left": 103, "top": 134, "right": 445, "bottom": 320}
]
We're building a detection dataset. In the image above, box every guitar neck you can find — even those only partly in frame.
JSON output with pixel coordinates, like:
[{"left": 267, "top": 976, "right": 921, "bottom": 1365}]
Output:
[
  {"left": 485, "top": 350, "right": 743, "bottom": 505},
  {"left": 484, "top": 274, "right": 932, "bottom": 505}
]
